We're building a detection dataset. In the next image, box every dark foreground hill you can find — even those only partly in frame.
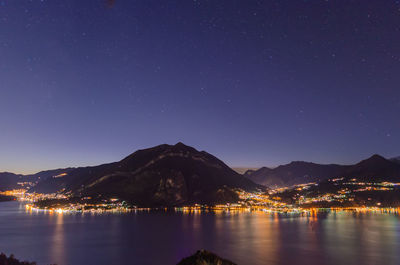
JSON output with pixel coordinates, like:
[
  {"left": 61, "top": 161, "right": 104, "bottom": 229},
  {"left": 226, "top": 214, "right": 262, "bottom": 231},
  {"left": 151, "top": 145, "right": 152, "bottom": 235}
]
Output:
[
  {"left": 177, "top": 250, "right": 237, "bottom": 265},
  {"left": 0, "top": 250, "right": 235, "bottom": 265},
  {"left": 0, "top": 253, "right": 37, "bottom": 265},
  {"left": 246, "top": 154, "right": 400, "bottom": 188},
  {"left": 32, "top": 143, "right": 262, "bottom": 206}
]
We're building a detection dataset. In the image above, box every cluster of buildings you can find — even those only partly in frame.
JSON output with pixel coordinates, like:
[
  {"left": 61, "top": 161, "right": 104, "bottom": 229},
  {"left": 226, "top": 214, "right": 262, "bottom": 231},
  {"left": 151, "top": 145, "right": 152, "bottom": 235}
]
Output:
[
  {"left": 2, "top": 177, "right": 400, "bottom": 214},
  {"left": 25, "top": 199, "right": 132, "bottom": 214},
  {"left": 276, "top": 178, "right": 400, "bottom": 207}
]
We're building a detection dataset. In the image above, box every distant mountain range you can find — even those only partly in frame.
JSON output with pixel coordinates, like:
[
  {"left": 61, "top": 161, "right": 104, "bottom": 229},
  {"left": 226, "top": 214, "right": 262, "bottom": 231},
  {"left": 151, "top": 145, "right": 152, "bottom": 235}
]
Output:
[
  {"left": 1, "top": 145, "right": 399, "bottom": 204},
  {"left": 0, "top": 169, "right": 75, "bottom": 192},
  {"left": 391, "top": 156, "right": 400, "bottom": 164},
  {"left": 27, "top": 143, "right": 262, "bottom": 206},
  {"left": 232, "top": 167, "right": 259, "bottom": 175},
  {"left": 0, "top": 172, "right": 36, "bottom": 191},
  {"left": 245, "top": 154, "right": 400, "bottom": 188}
]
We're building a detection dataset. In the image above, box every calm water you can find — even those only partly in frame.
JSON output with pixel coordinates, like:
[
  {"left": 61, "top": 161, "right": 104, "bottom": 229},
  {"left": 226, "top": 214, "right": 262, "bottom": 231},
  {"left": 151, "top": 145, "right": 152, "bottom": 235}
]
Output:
[{"left": 0, "top": 202, "right": 400, "bottom": 265}]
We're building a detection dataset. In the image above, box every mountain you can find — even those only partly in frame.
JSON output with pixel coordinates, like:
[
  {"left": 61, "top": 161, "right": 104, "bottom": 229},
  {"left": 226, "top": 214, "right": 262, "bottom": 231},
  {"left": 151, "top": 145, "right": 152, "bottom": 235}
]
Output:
[
  {"left": 28, "top": 168, "right": 76, "bottom": 181},
  {"left": 391, "top": 156, "right": 400, "bottom": 164},
  {"left": 32, "top": 143, "right": 262, "bottom": 206},
  {"left": 232, "top": 167, "right": 259, "bottom": 175},
  {"left": 0, "top": 172, "right": 37, "bottom": 191},
  {"left": 0, "top": 172, "right": 22, "bottom": 191},
  {"left": 345, "top": 154, "right": 400, "bottom": 180},
  {"left": 0, "top": 168, "right": 76, "bottom": 192},
  {"left": 246, "top": 162, "right": 345, "bottom": 188},
  {"left": 246, "top": 154, "right": 400, "bottom": 188}
]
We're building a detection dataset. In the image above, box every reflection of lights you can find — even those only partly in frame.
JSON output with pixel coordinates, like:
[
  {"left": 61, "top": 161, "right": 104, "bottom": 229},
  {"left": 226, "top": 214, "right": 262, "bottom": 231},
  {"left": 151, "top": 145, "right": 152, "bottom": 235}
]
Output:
[{"left": 16, "top": 186, "right": 400, "bottom": 216}]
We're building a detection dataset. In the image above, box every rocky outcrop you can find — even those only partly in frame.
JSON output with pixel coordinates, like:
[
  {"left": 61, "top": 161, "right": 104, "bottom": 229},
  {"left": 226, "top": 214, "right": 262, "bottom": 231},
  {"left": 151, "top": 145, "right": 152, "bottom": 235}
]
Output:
[{"left": 177, "top": 250, "right": 237, "bottom": 265}]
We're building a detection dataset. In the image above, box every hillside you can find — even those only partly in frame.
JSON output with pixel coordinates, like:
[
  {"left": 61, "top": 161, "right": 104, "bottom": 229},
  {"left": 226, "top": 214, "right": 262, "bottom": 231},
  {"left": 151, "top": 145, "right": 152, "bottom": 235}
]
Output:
[
  {"left": 177, "top": 250, "right": 236, "bottom": 265},
  {"left": 390, "top": 156, "right": 400, "bottom": 164},
  {"left": 32, "top": 143, "right": 263, "bottom": 206},
  {"left": 246, "top": 154, "right": 400, "bottom": 188},
  {"left": 0, "top": 172, "right": 37, "bottom": 191}
]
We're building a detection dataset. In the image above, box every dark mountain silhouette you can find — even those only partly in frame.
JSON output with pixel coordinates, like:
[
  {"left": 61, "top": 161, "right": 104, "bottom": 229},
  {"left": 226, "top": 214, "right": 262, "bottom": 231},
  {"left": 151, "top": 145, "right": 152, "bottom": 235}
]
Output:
[
  {"left": 243, "top": 169, "right": 258, "bottom": 177},
  {"left": 0, "top": 172, "right": 22, "bottom": 191},
  {"left": 28, "top": 168, "right": 76, "bottom": 181},
  {"left": 0, "top": 172, "right": 36, "bottom": 191},
  {"left": 345, "top": 154, "right": 400, "bottom": 179},
  {"left": 246, "top": 162, "right": 345, "bottom": 188},
  {"left": 0, "top": 168, "right": 76, "bottom": 192},
  {"left": 32, "top": 143, "right": 262, "bottom": 206},
  {"left": 246, "top": 154, "right": 400, "bottom": 188},
  {"left": 391, "top": 156, "right": 400, "bottom": 164}
]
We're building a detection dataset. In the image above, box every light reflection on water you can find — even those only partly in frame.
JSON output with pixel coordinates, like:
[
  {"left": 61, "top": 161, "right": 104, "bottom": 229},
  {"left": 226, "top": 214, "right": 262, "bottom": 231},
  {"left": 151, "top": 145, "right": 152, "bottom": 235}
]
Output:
[
  {"left": 50, "top": 212, "right": 65, "bottom": 264},
  {"left": 0, "top": 201, "right": 399, "bottom": 265}
]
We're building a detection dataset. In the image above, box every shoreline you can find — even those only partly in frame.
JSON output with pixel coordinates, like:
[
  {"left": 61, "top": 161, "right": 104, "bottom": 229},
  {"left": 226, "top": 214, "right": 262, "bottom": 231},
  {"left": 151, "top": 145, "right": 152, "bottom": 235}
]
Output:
[{"left": 23, "top": 202, "right": 400, "bottom": 215}]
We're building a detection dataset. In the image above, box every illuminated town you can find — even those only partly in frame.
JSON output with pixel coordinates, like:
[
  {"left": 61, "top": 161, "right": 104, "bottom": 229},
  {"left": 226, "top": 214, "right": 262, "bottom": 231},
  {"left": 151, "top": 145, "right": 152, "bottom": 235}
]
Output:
[{"left": 2, "top": 177, "right": 400, "bottom": 215}]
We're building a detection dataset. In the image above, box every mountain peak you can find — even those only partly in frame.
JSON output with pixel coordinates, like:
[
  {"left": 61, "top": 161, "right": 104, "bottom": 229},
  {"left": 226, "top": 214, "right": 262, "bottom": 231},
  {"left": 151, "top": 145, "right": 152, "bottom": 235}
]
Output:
[
  {"left": 174, "top": 142, "right": 186, "bottom": 147},
  {"left": 352, "top": 154, "right": 391, "bottom": 169},
  {"left": 370, "top": 154, "right": 385, "bottom": 159},
  {"left": 288, "top": 161, "right": 312, "bottom": 165},
  {"left": 31, "top": 143, "right": 262, "bottom": 206},
  {"left": 362, "top": 154, "right": 387, "bottom": 163},
  {"left": 170, "top": 142, "right": 198, "bottom": 153}
]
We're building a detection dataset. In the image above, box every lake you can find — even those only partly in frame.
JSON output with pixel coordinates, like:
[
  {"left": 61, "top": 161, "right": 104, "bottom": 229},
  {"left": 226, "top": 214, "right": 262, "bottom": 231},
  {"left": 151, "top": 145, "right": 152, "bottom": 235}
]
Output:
[{"left": 0, "top": 201, "right": 399, "bottom": 265}]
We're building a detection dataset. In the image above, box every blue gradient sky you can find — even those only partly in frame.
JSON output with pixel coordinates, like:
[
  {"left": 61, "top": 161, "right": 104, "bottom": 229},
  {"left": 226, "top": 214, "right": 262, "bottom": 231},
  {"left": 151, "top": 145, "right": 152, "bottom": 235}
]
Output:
[{"left": 1, "top": 0, "right": 400, "bottom": 174}]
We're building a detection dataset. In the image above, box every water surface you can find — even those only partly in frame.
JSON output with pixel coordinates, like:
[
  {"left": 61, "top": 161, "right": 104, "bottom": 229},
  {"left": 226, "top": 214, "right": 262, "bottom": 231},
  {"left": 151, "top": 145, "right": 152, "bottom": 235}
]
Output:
[{"left": 0, "top": 202, "right": 399, "bottom": 265}]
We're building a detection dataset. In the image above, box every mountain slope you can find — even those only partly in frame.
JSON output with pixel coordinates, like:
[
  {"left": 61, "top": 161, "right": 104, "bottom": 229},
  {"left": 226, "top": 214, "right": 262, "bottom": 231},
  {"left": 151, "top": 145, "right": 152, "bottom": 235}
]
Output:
[
  {"left": 390, "top": 156, "right": 400, "bottom": 164},
  {"left": 32, "top": 143, "right": 263, "bottom": 206},
  {"left": 0, "top": 168, "right": 77, "bottom": 192},
  {"left": 246, "top": 162, "right": 345, "bottom": 188},
  {"left": 246, "top": 155, "right": 400, "bottom": 188},
  {"left": 345, "top": 154, "right": 400, "bottom": 180},
  {"left": 0, "top": 172, "right": 38, "bottom": 191},
  {"left": 28, "top": 168, "right": 76, "bottom": 181}
]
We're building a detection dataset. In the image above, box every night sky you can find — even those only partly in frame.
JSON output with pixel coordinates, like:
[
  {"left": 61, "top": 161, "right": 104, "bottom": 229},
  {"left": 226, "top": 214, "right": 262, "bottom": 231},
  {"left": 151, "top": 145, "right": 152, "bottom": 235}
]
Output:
[{"left": 1, "top": 0, "right": 400, "bottom": 174}]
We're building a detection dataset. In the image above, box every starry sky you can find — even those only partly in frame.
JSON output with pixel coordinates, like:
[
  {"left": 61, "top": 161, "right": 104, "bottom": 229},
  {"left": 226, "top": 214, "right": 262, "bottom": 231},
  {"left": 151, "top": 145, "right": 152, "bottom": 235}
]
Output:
[{"left": 1, "top": 0, "right": 400, "bottom": 174}]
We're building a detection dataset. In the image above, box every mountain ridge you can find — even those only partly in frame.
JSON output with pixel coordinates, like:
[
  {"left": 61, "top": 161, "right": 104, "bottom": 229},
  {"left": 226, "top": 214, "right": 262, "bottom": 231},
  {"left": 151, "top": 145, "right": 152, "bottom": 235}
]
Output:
[
  {"left": 246, "top": 154, "right": 400, "bottom": 188},
  {"left": 390, "top": 156, "right": 400, "bottom": 164},
  {"left": 30, "top": 142, "right": 263, "bottom": 206},
  {"left": 2, "top": 148, "right": 399, "bottom": 198}
]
